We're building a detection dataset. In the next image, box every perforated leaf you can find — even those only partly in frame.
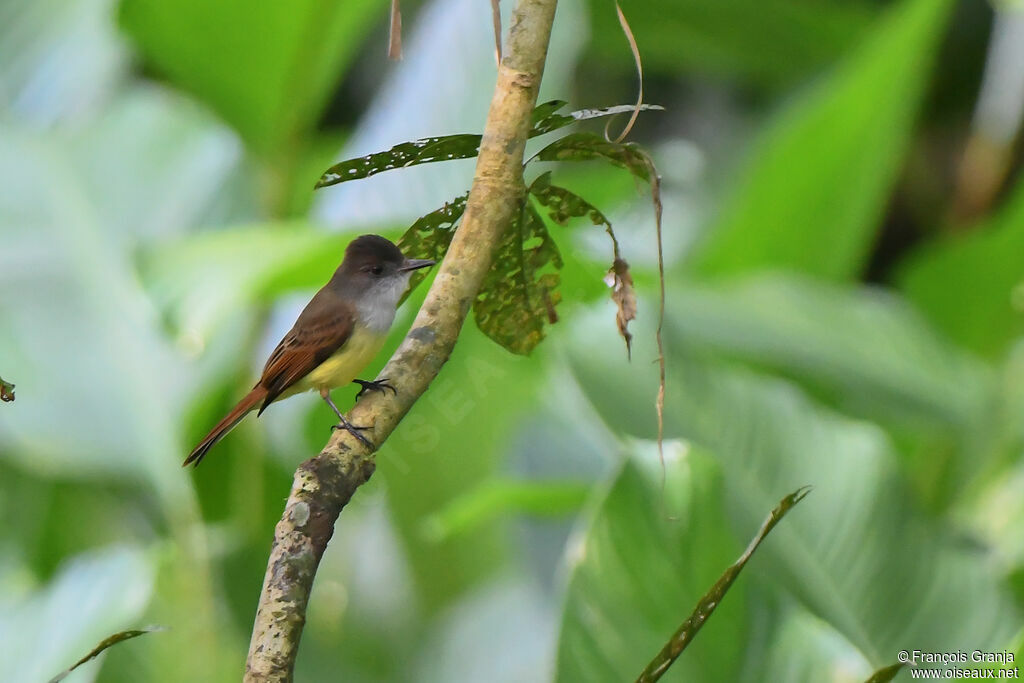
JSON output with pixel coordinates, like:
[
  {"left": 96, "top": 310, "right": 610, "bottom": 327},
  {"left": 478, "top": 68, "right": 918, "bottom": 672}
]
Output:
[
  {"left": 396, "top": 193, "right": 469, "bottom": 299},
  {"left": 317, "top": 102, "right": 664, "bottom": 188},
  {"left": 529, "top": 172, "right": 635, "bottom": 356},
  {"left": 533, "top": 132, "right": 656, "bottom": 181},
  {"left": 316, "top": 134, "right": 483, "bottom": 188},
  {"left": 473, "top": 202, "right": 563, "bottom": 355}
]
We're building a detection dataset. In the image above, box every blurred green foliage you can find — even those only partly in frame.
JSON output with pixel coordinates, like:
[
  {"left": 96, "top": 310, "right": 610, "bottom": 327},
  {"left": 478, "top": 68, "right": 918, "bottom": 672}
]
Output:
[
  {"left": 689, "top": 0, "right": 951, "bottom": 279},
  {"left": 1, "top": 0, "right": 1023, "bottom": 681},
  {"left": 118, "top": 0, "right": 378, "bottom": 158}
]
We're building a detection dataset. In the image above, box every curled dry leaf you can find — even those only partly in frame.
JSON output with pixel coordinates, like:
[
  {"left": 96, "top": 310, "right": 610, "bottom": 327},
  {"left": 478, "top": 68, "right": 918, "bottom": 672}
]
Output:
[
  {"left": 531, "top": 135, "right": 665, "bottom": 465},
  {"left": 605, "top": 259, "right": 637, "bottom": 359},
  {"left": 607, "top": 2, "right": 644, "bottom": 143}
]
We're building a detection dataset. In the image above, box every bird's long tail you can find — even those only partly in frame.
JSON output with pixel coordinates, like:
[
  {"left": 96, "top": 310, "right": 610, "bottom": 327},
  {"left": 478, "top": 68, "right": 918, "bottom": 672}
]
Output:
[{"left": 183, "top": 385, "right": 267, "bottom": 467}]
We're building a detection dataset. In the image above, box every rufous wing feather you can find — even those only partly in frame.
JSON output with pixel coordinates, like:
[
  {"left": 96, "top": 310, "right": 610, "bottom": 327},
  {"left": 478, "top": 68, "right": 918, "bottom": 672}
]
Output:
[
  {"left": 257, "top": 298, "right": 355, "bottom": 413},
  {"left": 184, "top": 288, "right": 355, "bottom": 466},
  {"left": 183, "top": 385, "right": 267, "bottom": 467}
]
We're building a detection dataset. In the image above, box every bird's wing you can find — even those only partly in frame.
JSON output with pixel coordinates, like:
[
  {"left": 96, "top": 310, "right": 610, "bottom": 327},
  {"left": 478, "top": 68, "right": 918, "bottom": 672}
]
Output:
[{"left": 257, "top": 293, "right": 355, "bottom": 413}]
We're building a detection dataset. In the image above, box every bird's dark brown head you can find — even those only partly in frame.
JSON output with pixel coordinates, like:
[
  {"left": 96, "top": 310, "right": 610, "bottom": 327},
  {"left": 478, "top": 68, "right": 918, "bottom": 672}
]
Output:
[{"left": 332, "top": 234, "right": 435, "bottom": 292}]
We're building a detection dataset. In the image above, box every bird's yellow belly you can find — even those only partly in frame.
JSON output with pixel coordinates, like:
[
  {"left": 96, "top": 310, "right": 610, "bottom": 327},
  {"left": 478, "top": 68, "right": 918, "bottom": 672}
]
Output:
[{"left": 293, "top": 326, "right": 387, "bottom": 395}]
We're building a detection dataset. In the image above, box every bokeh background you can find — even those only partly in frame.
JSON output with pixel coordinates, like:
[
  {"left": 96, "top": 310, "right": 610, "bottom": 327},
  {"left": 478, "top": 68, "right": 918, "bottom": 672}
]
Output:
[{"left": 2, "top": 0, "right": 1023, "bottom": 680}]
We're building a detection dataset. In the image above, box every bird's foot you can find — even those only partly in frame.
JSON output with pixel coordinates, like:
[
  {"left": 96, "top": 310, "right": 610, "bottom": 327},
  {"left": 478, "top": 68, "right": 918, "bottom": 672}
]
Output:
[
  {"left": 330, "top": 415, "right": 374, "bottom": 448},
  {"left": 353, "top": 378, "right": 397, "bottom": 401}
]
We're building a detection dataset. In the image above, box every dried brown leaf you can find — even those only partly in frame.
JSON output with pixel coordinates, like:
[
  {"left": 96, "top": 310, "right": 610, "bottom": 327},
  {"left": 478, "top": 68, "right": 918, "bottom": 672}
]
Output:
[
  {"left": 605, "top": 258, "right": 637, "bottom": 359},
  {"left": 606, "top": 2, "right": 644, "bottom": 143}
]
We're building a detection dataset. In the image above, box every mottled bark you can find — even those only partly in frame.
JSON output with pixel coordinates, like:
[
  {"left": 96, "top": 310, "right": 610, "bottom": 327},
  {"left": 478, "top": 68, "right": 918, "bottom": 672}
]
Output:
[{"left": 244, "top": 1, "right": 560, "bottom": 679}]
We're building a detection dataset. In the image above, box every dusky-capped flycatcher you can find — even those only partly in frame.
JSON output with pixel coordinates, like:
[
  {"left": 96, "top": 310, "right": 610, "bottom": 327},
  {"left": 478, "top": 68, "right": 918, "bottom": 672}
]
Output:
[{"left": 184, "top": 234, "right": 434, "bottom": 466}]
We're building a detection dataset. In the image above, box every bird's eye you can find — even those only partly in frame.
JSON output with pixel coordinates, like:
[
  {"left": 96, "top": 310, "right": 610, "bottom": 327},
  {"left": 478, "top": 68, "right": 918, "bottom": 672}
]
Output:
[{"left": 370, "top": 265, "right": 384, "bottom": 276}]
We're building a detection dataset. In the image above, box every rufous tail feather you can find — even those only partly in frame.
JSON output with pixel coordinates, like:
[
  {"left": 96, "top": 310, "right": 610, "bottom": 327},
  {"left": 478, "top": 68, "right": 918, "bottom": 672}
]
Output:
[{"left": 183, "top": 386, "right": 267, "bottom": 467}]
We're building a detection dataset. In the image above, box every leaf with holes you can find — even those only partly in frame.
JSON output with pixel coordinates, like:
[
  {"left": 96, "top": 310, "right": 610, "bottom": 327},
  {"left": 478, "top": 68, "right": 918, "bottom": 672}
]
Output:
[
  {"left": 473, "top": 202, "right": 562, "bottom": 355},
  {"left": 316, "top": 134, "right": 482, "bottom": 188},
  {"left": 528, "top": 173, "right": 635, "bottom": 356},
  {"left": 316, "top": 102, "right": 664, "bottom": 189},
  {"left": 532, "top": 132, "right": 656, "bottom": 182},
  {"left": 528, "top": 171, "right": 615, "bottom": 233},
  {"left": 396, "top": 193, "right": 468, "bottom": 301}
]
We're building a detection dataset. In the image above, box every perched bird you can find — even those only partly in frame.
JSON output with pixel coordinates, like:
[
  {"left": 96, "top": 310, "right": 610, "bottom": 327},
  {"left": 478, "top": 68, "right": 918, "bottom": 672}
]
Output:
[{"left": 184, "top": 235, "right": 434, "bottom": 466}]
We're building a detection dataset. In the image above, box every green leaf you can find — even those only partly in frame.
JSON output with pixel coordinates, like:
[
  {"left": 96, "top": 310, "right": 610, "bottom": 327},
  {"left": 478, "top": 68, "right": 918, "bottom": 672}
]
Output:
[
  {"left": 530, "top": 100, "right": 571, "bottom": 127},
  {"left": 863, "top": 662, "right": 904, "bottom": 683},
  {"left": 661, "top": 274, "right": 997, "bottom": 491},
  {"left": 422, "top": 478, "right": 590, "bottom": 542},
  {"left": 473, "top": 202, "right": 563, "bottom": 355},
  {"left": 533, "top": 132, "right": 656, "bottom": 182},
  {"left": 316, "top": 134, "right": 484, "bottom": 189},
  {"left": 564, "top": 312, "right": 1021, "bottom": 668},
  {"left": 529, "top": 171, "right": 614, "bottom": 230},
  {"left": 897, "top": 176, "right": 1024, "bottom": 358},
  {"left": 396, "top": 193, "right": 469, "bottom": 299},
  {"left": 528, "top": 173, "right": 636, "bottom": 355},
  {"left": 585, "top": 0, "right": 878, "bottom": 87},
  {"left": 757, "top": 607, "right": 877, "bottom": 681},
  {"left": 0, "top": 122, "right": 216, "bottom": 487},
  {"left": 556, "top": 447, "right": 747, "bottom": 682},
  {"left": 49, "top": 626, "right": 165, "bottom": 683},
  {"left": 317, "top": 102, "right": 664, "bottom": 189},
  {"left": 118, "top": 0, "right": 379, "bottom": 156},
  {"left": 687, "top": 0, "right": 953, "bottom": 280},
  {"left": 636, "top": 487, "right": 810, "bottom": 682}
]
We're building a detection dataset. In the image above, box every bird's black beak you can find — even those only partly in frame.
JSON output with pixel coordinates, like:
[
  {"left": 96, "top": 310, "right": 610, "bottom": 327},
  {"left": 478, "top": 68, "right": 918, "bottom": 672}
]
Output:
[{"left": 399, "top": 258, "right": 436, "bottom": 272}]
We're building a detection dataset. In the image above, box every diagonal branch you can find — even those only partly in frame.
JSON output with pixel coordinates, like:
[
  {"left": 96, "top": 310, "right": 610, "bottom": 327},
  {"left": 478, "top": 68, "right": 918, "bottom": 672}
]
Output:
[{"left": 243, "top": 0, "right": 560, "bottom": 679}]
